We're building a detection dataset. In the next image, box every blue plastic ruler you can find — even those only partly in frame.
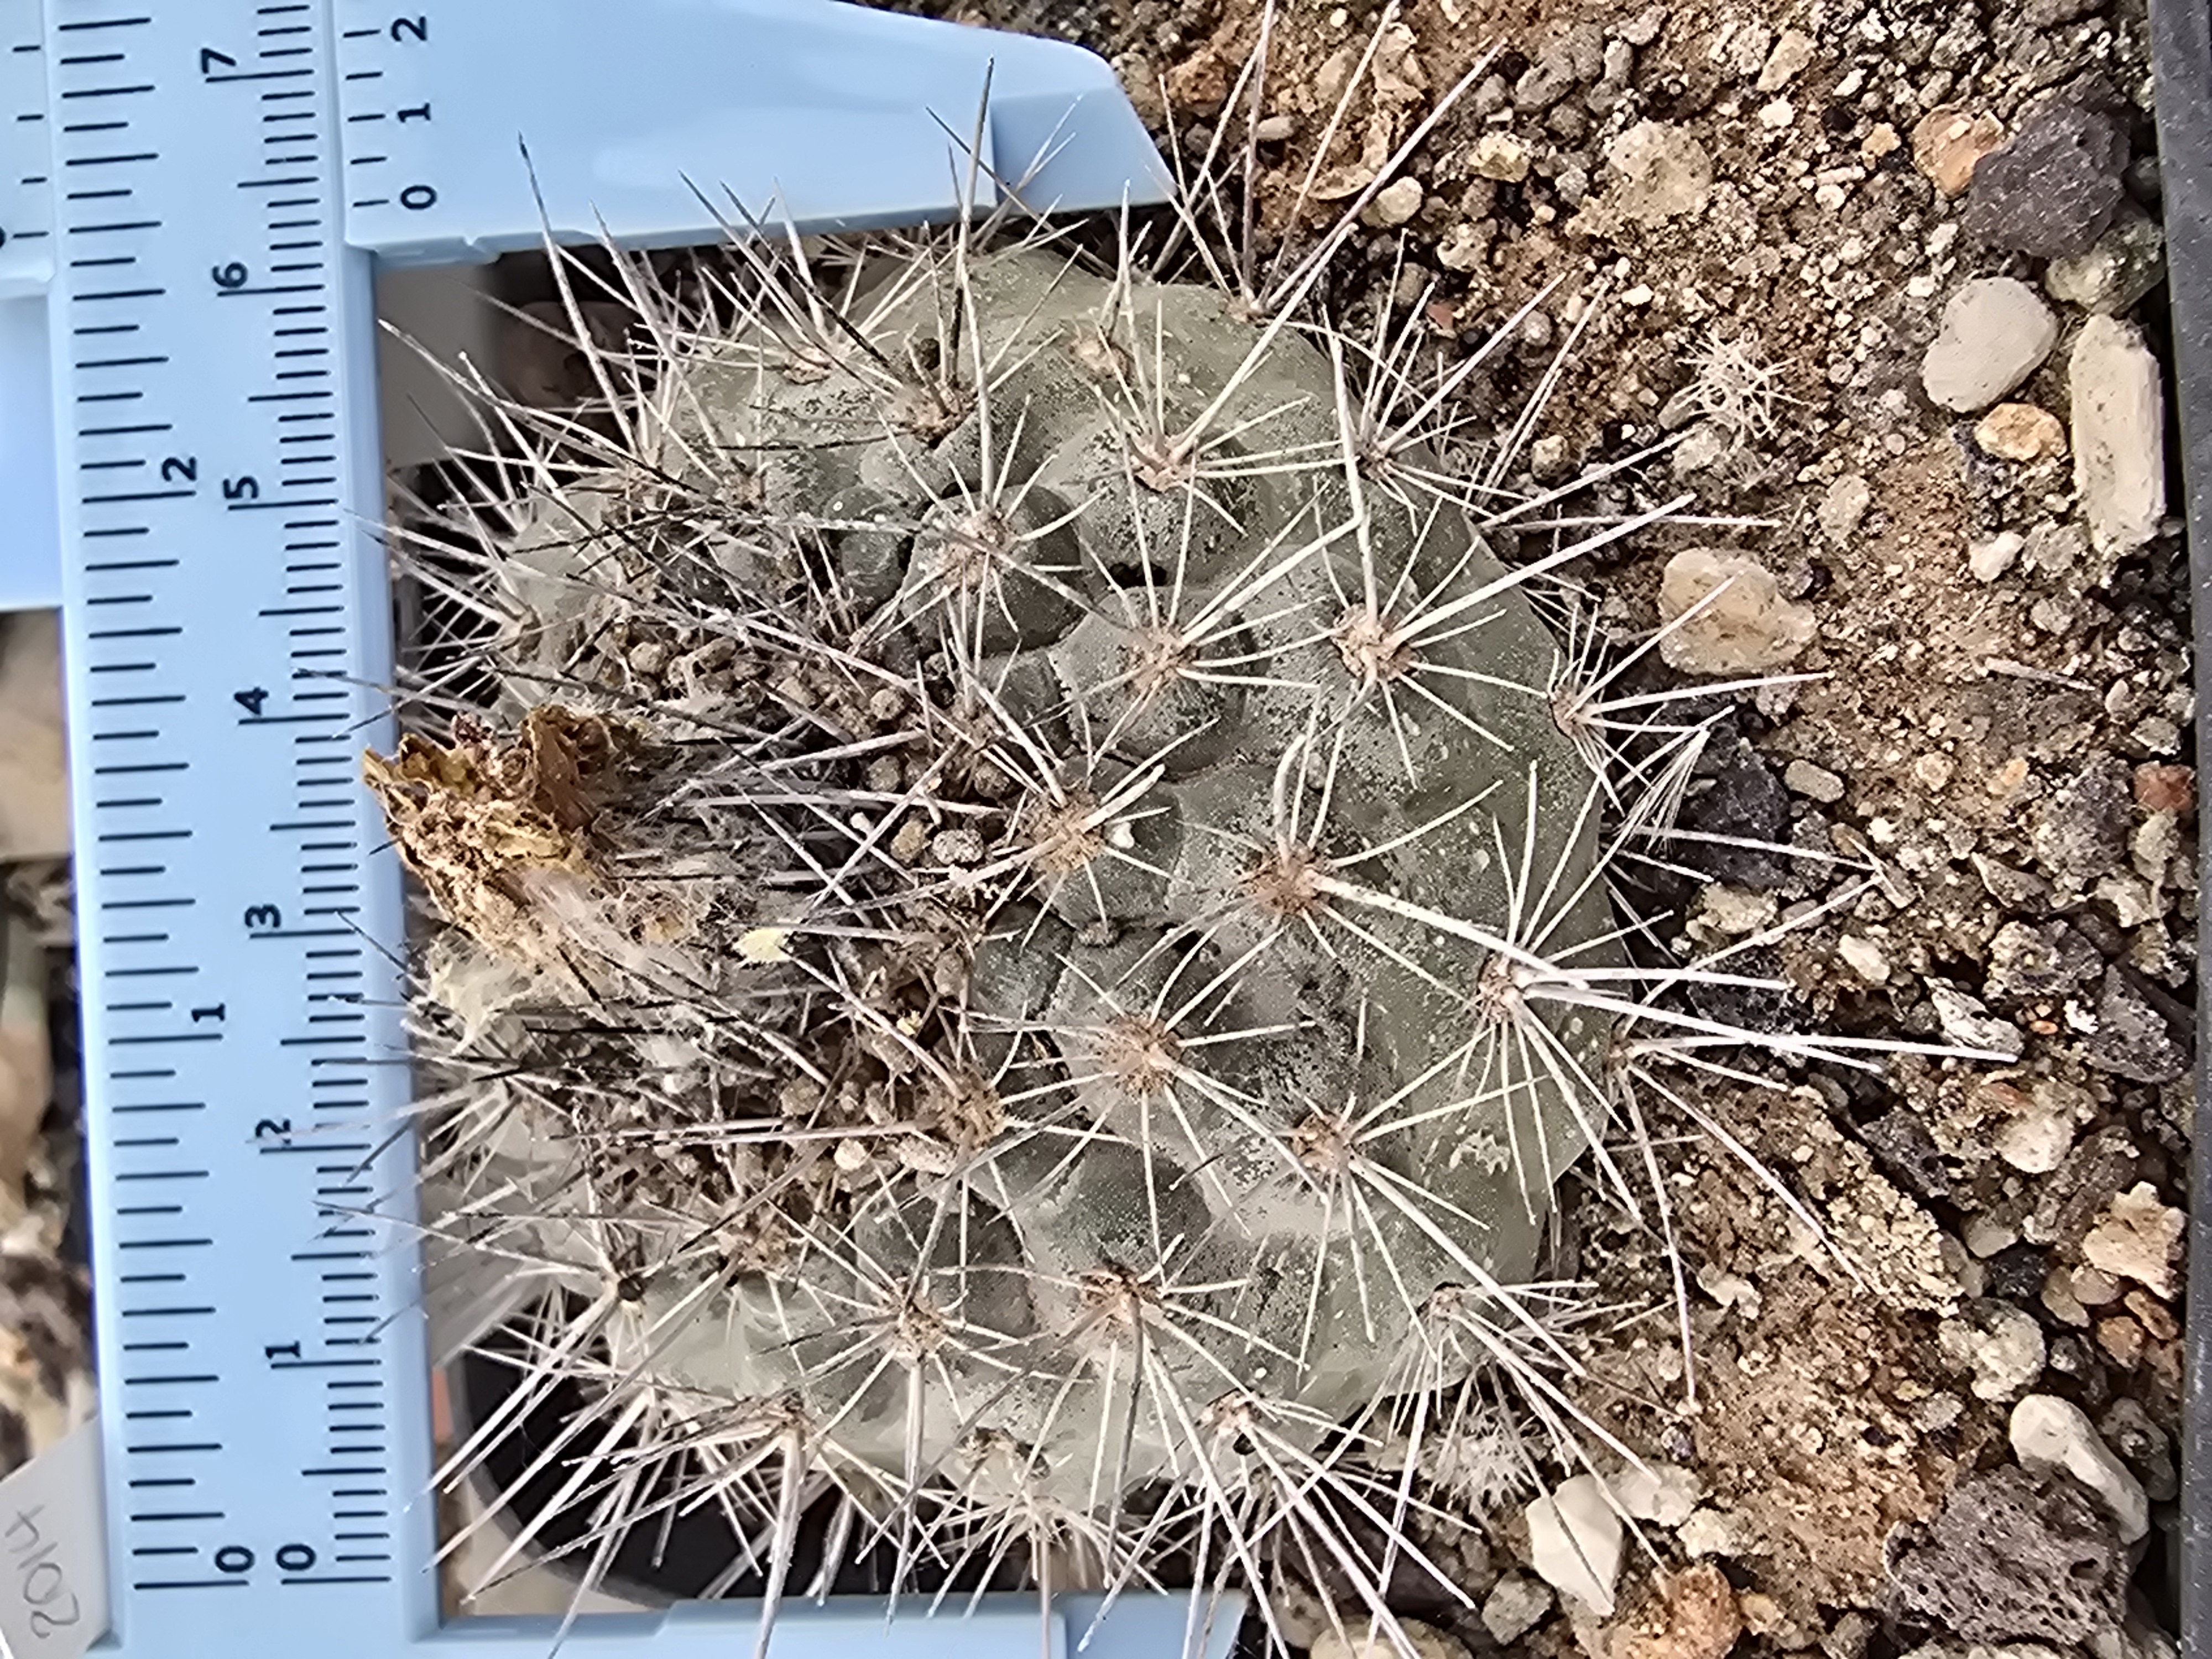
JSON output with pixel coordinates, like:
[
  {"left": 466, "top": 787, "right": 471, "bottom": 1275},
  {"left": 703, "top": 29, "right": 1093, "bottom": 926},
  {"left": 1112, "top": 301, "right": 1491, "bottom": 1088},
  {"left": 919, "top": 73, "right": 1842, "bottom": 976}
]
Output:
[{"left": 0, "top": 4, "right": 1200, "bottom": 1656}]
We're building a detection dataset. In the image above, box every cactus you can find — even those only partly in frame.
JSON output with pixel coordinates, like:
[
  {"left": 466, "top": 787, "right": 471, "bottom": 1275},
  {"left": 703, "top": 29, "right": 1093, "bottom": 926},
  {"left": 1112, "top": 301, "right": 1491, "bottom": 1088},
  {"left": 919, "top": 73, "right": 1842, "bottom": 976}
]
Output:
[{"left": 374, "top": 222, "right": 1840, "bottom": 1630}]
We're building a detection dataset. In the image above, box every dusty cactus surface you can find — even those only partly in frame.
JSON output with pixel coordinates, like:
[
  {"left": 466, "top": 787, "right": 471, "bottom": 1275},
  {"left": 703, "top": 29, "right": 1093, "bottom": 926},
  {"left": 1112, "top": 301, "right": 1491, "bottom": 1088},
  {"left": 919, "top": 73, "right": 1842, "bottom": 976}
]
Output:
[{"left": 374, "top": 239, "right": 1619, "bottom": 1557}]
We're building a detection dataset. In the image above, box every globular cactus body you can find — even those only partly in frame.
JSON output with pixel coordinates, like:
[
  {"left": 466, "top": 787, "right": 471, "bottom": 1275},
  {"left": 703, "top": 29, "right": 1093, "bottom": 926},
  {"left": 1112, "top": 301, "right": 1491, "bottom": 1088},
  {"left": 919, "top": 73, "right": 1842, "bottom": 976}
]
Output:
[{"left": 382, "top": 243, "right": 1618, "bottom": 1562}]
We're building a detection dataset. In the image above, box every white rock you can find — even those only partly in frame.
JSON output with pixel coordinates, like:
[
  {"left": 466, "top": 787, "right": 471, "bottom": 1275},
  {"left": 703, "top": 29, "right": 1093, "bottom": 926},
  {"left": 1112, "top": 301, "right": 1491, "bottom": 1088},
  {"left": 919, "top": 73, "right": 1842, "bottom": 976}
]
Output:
[
  {"left": 1782, "top": 758, "right": 1845, "bottom": 802},
  {"left": 1674, "top": 1507, "right": 1746, "bottom": 1558},
  {"left": 1921, "top": 278, "right": 2059, "bottom": 413},
  {"left": 1656, "top": 551, "right": 1816, "bottom": 674},
  {"left": 2010, "top": 1394, "right": 2148, "bottom": 1542},
  {"left": 2070, "top": 316, "right": 2167, "bottom": 558},
  {"left": 2080, "top": 1182, "right": 2184, "bottom": 1299},
  {"left": 1601, "top": 121, "right": 1713, "bottom": 225},
  {"left": 1947, "top": 1310, "right": 2044, "bottom": 1407},
  {"left": 2023, "top": 520, "right": 2088, "bottom": 576},
  {"left": 1312, "top": 1618, "right": 1470, "bottom": 1659},
  {"left": 1695, "top": 885, "right": 1776, "bottom": 937},
  {"left": 2090, "top": 1619, "right": 2182, "bottom": 1659},
  {"left": 1481, "top": 1575, "right": 1553, "bottom": 1645},
  {"left": 1968, "top": 531, "right": 2023, "bottom": 583},
  {"left": 1755, "top": 28, "right": 1816, "bottom": 92},
  {"left": 1939, "top": 1303, "right": 2046, "bottom": 1401},
  {"left": 1436, "top": 221, "right": 1490, "bottom": 272},
  {"left": 1929, "top": 985, "right": 2025, "bottom": 1060},
  {"left": 1994, "top": 1096, "right": 2077, "bottom": 1175},
  {"left": 1469, "top": 131, "right": 1533, "bottom": 183},
  {"left": 1670, "top": 419, "right": 1732, "bottom": 474},
  {"left": 1610, "top": 1461, "right": 1702, "bottom": 1526},
  {"left": 1363, "top": 176, "right": 1425, "bottom": 228},
  {"left": 1963, "top": 1214, "right": 2020, "bottom": 1258},
  {"left": 1839, "top": 935, "right": 1890, "bottom": 984},
  {"left": 1817, "top": 473, "right": 1872, "bottom": 542},
  {"left": 2046, "top": 207, "right": 2166, "bottom": 317},
  {"left": 1525, "top": 1474, "right": 1624, "bottom": 1615}
]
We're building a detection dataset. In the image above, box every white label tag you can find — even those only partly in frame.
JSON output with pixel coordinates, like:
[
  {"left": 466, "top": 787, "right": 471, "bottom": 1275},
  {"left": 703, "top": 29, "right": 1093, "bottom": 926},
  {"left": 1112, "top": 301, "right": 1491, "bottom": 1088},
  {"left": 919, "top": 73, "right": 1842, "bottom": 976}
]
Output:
[{"left": 0, "top": 1421, "right": 107, "bottom": 1659}]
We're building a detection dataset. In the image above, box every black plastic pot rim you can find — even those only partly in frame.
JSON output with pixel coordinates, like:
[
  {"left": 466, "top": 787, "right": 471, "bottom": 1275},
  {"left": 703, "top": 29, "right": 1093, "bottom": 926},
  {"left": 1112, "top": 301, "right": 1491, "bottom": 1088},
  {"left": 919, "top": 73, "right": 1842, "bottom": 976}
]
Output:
[{"left": 2146, "top": 2, "right": 2212, "bottom": 1656}]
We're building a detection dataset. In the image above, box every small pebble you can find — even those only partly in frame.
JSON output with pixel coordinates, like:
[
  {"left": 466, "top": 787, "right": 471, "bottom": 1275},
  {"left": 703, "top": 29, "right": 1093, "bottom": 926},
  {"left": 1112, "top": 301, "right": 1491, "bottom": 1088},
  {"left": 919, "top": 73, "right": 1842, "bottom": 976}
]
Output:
[
  {"left": 2046, "top": 206, "right": 2167, "bottom": 316},
  {"left": 1670, "top": 421, "right": 1732, "bottom": 474},
  {"left": 2043, "top": 1266, "right": 2090, "bottom": 1327},
  {"left": 1363, "top": 176, "right": 1425, "bottom": 228},
  {"left": 1617, "top": 4, "right": 1666, "bottom": 46},
  {"left": 1469, "top": 131, "right": 1533, "bottom": 182},
  {"left": 2010, "top": 1394, "right": 2149, "bottom": 1542},
  {"left": 1994, "top": 1084, "right": 2080, "bottom": 1175},
  {"left": 1817, "top": 473, "right": 1872, "bottom": 541},
  {"left": 2072, "top": 1265, "right": 2122, "bottom": 1305},
  {"left": 1921, "top": 278, "right": 2059, "bottom": 413},
  {"left": 1436, "top": 221, "right": 1491, "bottom": 271},
  {"left": 1602, "top": 121, "right": 1713, "bottom": 225},
  {"left": 1839, "top": 935, "right": 1890, "bottom": 984},
  {"left": 1610, "top": 1462, "right": 1702, "bottom": 1526},
  {"left": 1782, "top": 758, "right": 1845, "bottom": 801},
  {"left": 1938, "top": 1300, "right": 2046, "bottom": 1400},
  {"left": 1656, "top": 551, "right": 1817, "bottom": 674},
  {"left": 1964, "top": 1214, "right": 2020, "bottom": 1258},
  {"left": 1483, "top": 1575, "right": 1554, "bottom": 1645},
  {"left": 928, "top": 828, "right": 986, "bottom": 865},
  {"left": 2023, "top": 520, "right": 2088, "bottom": 576},
  {"left": 1754, "top": 28, "right": 1815, "bottom": 92},
  {"left": 1611, "top": 1565, "right": 1743, "bottom": 1659},
  {"left": 1969, "top": 531, "right": 2025, "bottom": 583},
  {"left": 1913, "top": 753, "right": 1955, "bottom": 790},
  {"left": 2080, "top": 1182, "right": 2184, "bottom": 1299},
  {"left": 1526, "top": 1474, "right": 1624, "bottom": 1615},
  {"left": 1912, "top": 106, "right": 2005, "bottom": 198},
  {"left": 2097, "top": 1315, "right": 2146, "bottom": 1368},
  {"left": 1975, "top": 403, "right": 2068, "bottom": 462},
  {"left": 1674, "top": 1509, "right": 1744, "bottom": 1558},
  {"left": 2070, "top": 315, "right": 2168, "bottom": 557},
  {"left": 1965, "top": 91, "right": 2130, "bottom": 259},
  {"left": 1253, "top": 112, "right": 1297, "bottom": 143},
  {"left": 2132, "top": 763, "right": 2194, "bottom": 815},
  {"left": 1929, "top": 985, "right": 2026, "bottom": 1060}
]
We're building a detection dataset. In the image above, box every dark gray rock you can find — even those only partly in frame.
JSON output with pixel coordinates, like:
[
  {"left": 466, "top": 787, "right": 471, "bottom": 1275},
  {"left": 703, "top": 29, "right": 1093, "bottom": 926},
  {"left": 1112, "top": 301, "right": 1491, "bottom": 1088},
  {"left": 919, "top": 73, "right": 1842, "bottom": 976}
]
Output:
[
  {"left": 2098, "top": 1398, "right": 2178, "bottom": 1501},
  {"left": 1964, "top": 90, "right": 2131, "bottom": 259},
  {"left": 1885, "top": 1464, "right": 2127, "bottom": 1644},
  {"left": 1973, "top": 853, "right": 2056, "bottom": 914},
  {"left": 1861, "top": 1109, "right": 1951, "bottom": 1200},
  {"left": 2083, "top": 966, "right": 2192, "bottom": 1081},
  {"left": 1984, "top": 1243, "right": 2049, "bottom": 1302},
  {"left": 1984, "top": 919, "right": 2102, "bottom": 1000},
  {"left": 1679, "top": 740, "right": 1791, "bottom": 888},
  {"left": 2030, "top": 753, "right": 2132, "bottom": 890},
  {"left": 2024, "top": 1124, "right": 2142, "bottom": 1247}
]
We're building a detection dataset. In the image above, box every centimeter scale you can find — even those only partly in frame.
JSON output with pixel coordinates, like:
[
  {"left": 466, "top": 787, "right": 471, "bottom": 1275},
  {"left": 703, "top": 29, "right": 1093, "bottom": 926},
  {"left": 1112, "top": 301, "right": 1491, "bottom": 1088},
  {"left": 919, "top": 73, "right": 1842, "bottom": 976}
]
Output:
[{"left": 0, "top": 3, "right": 1203, "bottom": 1655}]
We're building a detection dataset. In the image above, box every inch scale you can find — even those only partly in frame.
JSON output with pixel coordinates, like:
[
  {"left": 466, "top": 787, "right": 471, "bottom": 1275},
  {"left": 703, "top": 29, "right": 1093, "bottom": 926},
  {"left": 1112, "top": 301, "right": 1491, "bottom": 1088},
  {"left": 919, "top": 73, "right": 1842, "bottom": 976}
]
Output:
[{"left": 0, "top": 3, "right": 1197, "bottom": 1655}]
